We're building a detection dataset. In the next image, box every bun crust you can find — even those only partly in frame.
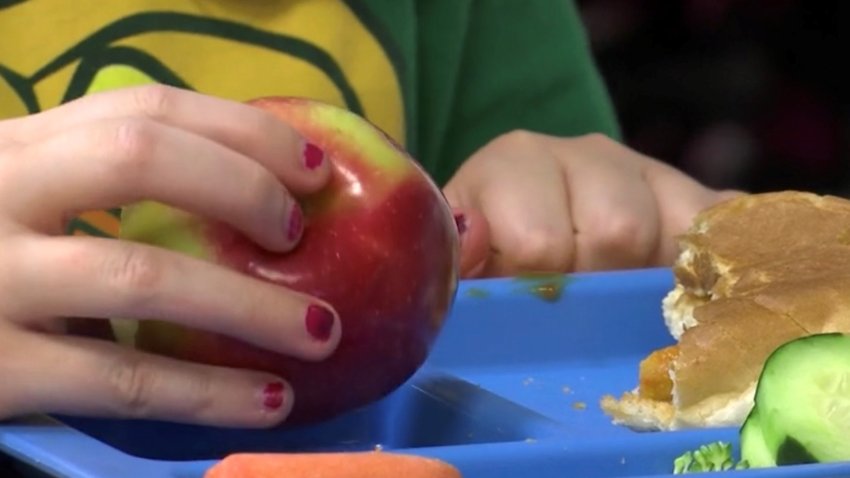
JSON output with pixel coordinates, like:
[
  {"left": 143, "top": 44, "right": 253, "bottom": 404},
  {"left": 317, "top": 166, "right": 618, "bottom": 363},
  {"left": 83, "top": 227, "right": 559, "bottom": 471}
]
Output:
[
  {"left": 674, "top": 191, "right": 850, "bottom": 299},
  {"left": 674, "top": 297, "right": 804, "bottom": 411},
  {"left": 603, "top": 191, "right": 850, "bottom": 430}
]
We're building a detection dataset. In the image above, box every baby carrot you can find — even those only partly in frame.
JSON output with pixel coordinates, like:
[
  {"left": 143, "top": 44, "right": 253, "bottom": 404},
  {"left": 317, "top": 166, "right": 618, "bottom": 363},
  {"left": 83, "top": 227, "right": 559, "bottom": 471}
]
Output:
[{"left": 205, "top": 450, "right": 462, "bottom": 478}]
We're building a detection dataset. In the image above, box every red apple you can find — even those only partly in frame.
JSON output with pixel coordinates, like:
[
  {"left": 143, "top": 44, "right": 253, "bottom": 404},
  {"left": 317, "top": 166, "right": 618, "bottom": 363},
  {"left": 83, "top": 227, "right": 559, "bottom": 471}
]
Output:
[{"left": 117, "top": 97, "right": 460, "bottom": 426}]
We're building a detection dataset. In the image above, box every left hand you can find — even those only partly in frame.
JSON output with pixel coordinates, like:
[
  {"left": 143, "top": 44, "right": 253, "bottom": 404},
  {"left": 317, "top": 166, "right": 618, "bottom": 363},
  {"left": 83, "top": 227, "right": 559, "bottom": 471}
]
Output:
[{"left": 443, "top": 131, "right": 742, "bottom": 278}]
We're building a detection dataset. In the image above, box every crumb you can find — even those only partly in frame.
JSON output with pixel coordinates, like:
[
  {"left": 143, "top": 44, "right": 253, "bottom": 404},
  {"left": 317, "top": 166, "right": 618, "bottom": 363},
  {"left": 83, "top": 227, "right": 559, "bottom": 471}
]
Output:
[
  {"left": 620, "top": 457, "right": 626, "bottom": 465},
  {"left": 523, "top": 377, "right": 535, "bottom": 386},
  {"left": 562, "top": 386, "right": 572, "bottom": 394},
  {"left": 524, "top": 438, "right": 537, "bottom": 444},
  {"left": 373, "top": 444, "right": 384, "bottom": 451},
  {"left": 572, "top": 401, "right": 587, "bottom": 410}
]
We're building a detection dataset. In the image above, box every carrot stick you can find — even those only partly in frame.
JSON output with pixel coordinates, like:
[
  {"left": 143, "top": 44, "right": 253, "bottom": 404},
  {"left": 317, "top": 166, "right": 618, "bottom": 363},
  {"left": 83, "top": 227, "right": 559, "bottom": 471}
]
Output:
[{"left": 204, "top": 450, "right": 462, "bottom": 478}]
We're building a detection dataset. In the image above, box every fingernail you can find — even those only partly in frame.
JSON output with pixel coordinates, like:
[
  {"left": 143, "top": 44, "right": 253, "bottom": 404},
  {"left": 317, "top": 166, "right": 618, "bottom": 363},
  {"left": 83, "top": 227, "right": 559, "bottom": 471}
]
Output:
[
  {"left": 287, "top": 202, "right": 303, "bottom": 242},
  {"left": 454, "top": 213, "right": 468, "bottom": 236},
  {"left": 263, "top": 381, "right": 286, "bottom": 410},
  {"left": 303, "top": 141, "right": 324, "bottom": 170},
  {"left": 305, "top": 304, "right": 334, "bottom": 342}
]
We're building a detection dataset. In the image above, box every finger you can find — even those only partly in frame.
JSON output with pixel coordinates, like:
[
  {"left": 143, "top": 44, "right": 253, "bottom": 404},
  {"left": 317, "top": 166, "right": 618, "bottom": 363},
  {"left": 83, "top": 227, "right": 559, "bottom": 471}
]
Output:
[
  {"left": 9, "top": 85, "right": 330, "bottom": 194},
  {"left": 464, "top": 137, "right": 575, "bottom": 277},
  {"left": 561, "top": 138, "right": 660, "bottom": 271},
  {"left": 2, "top": 236, "right": 340, "bottom": 362},
  {"left": 0, "top": 328, "right": 293, "bottom": 427},
  {"left": 3, "top": 118, "right": 303, "bottom": 251}
]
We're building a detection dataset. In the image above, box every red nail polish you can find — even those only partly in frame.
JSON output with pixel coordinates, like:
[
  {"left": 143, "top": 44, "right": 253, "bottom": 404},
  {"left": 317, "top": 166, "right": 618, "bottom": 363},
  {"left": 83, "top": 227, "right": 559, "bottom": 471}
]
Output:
[
  {"left": 306, "top": 304, "right": 334, "bottom": 341},
  {"left": 287, "top": 202, "right": 303, "bottom": 242},
  {"left": 303, "top": 142, "right": 324, "bottom": 170},
  {"left": 454, "top": 213, "right": 468, "bottom": 235},
  {"left": 263, "top": 382, "right": 285, "bottom": 410}
]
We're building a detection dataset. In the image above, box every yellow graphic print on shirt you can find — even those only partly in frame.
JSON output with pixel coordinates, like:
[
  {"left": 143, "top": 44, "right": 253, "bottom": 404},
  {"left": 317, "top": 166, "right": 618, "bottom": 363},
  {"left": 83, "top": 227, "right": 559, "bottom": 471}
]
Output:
[{"left": 0, "top": 0, "right": 404, "bottom": 238}]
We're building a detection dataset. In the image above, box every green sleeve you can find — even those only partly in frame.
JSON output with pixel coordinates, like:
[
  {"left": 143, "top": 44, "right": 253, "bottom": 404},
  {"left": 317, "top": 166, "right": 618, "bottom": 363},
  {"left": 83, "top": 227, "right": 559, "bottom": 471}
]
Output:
[{"left": 414, "top": 0, "right": 621, "bottom": 185}]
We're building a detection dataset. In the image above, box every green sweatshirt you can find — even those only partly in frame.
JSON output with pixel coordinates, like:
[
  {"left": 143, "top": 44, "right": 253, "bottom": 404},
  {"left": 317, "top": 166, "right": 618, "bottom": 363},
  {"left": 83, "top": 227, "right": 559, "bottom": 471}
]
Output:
[{"left": 0, "top": 0, "right": 619, "bottom": 236}]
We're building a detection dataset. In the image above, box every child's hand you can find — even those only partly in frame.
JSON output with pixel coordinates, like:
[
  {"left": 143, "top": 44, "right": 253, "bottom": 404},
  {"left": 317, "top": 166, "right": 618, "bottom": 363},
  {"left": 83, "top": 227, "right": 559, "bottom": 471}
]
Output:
[
  {"left": 0, "top": 86, "right": 341, "bottom": 427},
  {"left": 445, "top": 131, "right": 742, "bottom": 277}
]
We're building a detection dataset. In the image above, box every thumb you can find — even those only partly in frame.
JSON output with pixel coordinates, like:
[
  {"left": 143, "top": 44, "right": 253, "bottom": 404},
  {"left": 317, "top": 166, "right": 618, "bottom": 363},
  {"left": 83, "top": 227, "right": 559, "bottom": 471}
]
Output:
[{"left": 451, "top": 206, "right": 490, "bottom": 278}]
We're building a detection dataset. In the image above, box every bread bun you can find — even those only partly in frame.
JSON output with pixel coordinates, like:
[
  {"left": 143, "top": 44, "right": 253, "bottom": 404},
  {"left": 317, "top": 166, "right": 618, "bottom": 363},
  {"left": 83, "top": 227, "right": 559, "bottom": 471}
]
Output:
[{"left": 602, "top": 191, "right": 850, "bottom": 430}]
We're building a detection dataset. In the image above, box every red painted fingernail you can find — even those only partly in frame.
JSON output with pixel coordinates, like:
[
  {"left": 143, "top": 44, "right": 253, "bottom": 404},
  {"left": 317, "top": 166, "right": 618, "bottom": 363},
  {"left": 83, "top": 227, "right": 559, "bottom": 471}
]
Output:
[
  {"left": 287, "top": 202, "right": 303, "bottom": 242},
  {"left": 263, "top": 382, "right": 285, "bottom": 410},
  {"left": 303, "top": 142, "right": 324, "bottom": 170},
  {"left": 454, "top": 213, "right": 468, "bottom": 235},
  {"left": 306, "top": 304, "right": 334, "bottom": 342}
]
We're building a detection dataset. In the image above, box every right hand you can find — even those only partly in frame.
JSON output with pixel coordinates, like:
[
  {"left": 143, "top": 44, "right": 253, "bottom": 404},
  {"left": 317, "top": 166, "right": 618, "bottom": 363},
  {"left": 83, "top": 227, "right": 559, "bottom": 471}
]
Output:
[
  {"left": 0, "top": 85, "right": 341, "bottom": 428},
  {"left": 444, "top": 131, "right": 742, "bottom": 277}
]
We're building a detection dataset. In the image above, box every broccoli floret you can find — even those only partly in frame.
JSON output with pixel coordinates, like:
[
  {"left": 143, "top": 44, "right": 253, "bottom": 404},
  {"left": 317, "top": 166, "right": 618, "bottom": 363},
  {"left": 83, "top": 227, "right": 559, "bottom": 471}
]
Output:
[{"left": 673, "top": 442, "right": 749, "bottom": 474}]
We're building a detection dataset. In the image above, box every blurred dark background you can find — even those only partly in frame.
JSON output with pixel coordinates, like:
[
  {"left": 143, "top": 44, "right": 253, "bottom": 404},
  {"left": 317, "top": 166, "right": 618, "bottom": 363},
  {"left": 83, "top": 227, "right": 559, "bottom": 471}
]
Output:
[{"left": 577, "top": 0, "right": 848, "bottom": 195}]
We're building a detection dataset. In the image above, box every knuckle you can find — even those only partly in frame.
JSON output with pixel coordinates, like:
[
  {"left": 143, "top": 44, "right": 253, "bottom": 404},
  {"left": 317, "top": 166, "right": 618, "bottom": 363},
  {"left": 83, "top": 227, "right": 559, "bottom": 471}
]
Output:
[
  {"left": 105, "top": 119, "right": 158, "bottom": 179},
  {"left": 589, "top": 212, "right": 655, "bottom": 259},
  {"left": 507, "top": 227, "right": 573, "bottom": 272},
  {"left": 102, "top": 245, "right": 164, "bottom": 301},
  {"left": 105, "top": 355, "right": 156, "bottom": 416},
  {"left": 467, "top": 130, "right": 545, "bottom": 171},
  {"left": 129, "top": 84, "right": 178, "bottom": 119},
  {"left": 490, "top": 129, "right": 540, "bottom": 151},
  {"left": 571, "top": 132, "right": 626, "bottom": 158}
]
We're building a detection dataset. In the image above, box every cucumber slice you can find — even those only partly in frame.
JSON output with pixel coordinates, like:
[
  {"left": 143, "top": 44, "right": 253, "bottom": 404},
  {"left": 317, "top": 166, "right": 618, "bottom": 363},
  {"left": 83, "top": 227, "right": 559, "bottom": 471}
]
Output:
[
  {"left": 740, "top": 410, "right": 776, "bottom": 468},
  {"left": 749, "top": 333, "right": 850, "bottom": 465}
]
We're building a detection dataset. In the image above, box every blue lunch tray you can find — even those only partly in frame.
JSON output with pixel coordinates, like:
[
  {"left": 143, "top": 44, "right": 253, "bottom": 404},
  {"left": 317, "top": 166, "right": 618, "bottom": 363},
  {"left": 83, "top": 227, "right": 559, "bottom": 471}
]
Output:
[{"left": 2, "top": 267, "right": 850, "bottom": 478}]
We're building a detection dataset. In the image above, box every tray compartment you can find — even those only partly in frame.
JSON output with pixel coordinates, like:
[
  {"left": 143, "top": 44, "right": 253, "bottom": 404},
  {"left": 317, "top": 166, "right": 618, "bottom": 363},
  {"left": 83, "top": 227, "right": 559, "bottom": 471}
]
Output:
[{"left": 52, "top": 371, "right": 567, "bottom": 461}]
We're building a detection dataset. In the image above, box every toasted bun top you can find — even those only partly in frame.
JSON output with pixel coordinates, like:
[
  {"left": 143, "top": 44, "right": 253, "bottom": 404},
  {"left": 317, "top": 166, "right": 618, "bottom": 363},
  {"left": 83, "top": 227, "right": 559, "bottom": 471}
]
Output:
[
  {"left": 673, "top": 191, "right": 850, "bottom": 299},
  {"left": 670, "top": 191, "right": 850, "bottom": 411}
]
